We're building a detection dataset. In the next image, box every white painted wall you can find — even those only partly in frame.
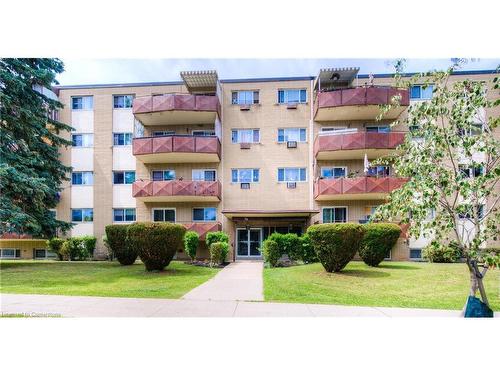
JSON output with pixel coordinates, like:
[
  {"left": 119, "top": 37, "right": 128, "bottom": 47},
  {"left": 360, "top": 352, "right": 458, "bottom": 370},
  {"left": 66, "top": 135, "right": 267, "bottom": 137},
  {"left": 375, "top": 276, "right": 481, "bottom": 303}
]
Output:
[
  {"left": 113, "top": 185, "right": 136, "bottom": 208},
  {"left": 71, "top": 223, "right": 94, "bottom": 237},
  {"left": 113, "top": 109, "right": 134, "bottom": 132},
  {"left": 71, "top": 186, "right": 94, "bottom": 208},
  {"left": 113, "top": 146, "right": 136, "bottom": 170},
  {"left": 71, "top": 148, "right": 94, "bottom": 171},
  {"left": 71, "top": 110, "right": 94, "bottom": 133}
]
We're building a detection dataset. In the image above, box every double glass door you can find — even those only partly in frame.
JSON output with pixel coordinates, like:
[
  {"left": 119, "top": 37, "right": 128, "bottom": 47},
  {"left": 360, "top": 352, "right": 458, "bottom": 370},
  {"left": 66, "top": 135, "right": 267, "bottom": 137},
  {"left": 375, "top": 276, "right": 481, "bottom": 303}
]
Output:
[{"left": 236, "top": 228, "right": 262, "bottom": 258}]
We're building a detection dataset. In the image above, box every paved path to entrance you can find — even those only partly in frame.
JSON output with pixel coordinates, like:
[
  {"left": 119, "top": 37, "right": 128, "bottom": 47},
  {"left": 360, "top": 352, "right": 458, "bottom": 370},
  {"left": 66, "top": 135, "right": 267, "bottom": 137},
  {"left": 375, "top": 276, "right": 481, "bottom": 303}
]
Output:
[
  {"left": 182, "top": 261, "right": 264, "bottom": 301},
  {"left": 1, "top": 293, "right": 476, "bottom": 317}
]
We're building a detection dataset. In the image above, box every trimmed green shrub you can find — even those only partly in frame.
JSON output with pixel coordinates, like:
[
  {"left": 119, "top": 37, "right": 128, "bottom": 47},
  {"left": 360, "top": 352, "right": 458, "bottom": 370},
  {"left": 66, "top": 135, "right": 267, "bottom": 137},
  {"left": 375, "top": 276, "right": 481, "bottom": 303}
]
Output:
[
  {"left": 105, "top": 224, "right": 137, "bottom": 265},
  {"left": 102, "top": 235, "right": 113, "bottom": 261},
  {"left": 423, "top": 241, "right": 462, "bottom": 263},
  {"left": 206, "top": 231, "right": 229, "bottom": 247},
  {"left": 66, "top": 237, "right": 88, "bottom": 260},
  {"left": 359, "top": 223, "right": 401, "bottom": 266},
  {"left": 262, "top": 239, "right": 281, "bottom": 267},
  {"left": 300, "top": 234, "right": 317, "bottom": 264},
  {"left": 60, "top": 240, "right": 71, "bottom": 260},
  {"left": 307, "top": 223, "right": 365, "bottom": 272},
  {"left": 80, "top": 235, "right": 97, "bottom": 259},
  {"left": 209, "top": 241, "right": 229, "bottom": 266},
  {"left": 46, "top": 238, "right": 66, "bottom": 261},
  {"left": 184, "top": 231, "right": 199, "bottom": 262},
  {"left": 127, "top": 222, "right": 186, "bottom": 271},
  {"left": 265, "top": 232, "right": 301, "bottom": 260}
]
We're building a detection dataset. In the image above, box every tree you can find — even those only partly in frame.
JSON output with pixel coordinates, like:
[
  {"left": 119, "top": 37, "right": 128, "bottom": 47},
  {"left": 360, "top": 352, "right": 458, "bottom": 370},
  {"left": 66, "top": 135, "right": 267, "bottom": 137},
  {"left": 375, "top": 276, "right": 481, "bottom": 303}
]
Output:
[
  {"left": 373, "top": 60, "right": 500, "bottom": 312},
  {"left": 0, "top": 58, "right": 73, "bottom": 237}
]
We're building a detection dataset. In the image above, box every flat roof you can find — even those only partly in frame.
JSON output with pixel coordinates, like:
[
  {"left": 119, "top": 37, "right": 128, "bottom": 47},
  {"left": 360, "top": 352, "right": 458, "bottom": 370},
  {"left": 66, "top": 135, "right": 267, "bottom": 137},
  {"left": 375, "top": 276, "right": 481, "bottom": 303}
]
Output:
[{"left": 54, "top": 69, "right": 497, "bottom": 91}]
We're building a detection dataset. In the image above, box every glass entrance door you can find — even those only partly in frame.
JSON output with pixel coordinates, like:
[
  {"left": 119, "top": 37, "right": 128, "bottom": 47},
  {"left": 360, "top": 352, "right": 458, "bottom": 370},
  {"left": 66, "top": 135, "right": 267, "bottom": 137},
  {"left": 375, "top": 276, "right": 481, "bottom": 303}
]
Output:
[{"left": 236, "top": 228, "right": 262, "bottom": 258}]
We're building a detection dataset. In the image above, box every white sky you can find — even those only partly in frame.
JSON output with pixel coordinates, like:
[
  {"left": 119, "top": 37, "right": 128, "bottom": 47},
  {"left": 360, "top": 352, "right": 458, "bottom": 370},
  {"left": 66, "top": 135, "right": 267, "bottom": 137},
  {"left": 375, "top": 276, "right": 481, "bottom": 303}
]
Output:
[{"left": 56, "top": 58, "right": 500, "bottom": 86}]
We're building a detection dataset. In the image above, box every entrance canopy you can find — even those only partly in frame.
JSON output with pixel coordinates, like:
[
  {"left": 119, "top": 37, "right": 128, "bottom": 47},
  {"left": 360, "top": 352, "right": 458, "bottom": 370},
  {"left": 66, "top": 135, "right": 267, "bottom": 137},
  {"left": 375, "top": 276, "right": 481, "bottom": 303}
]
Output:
[
  {"left": 222, "top": 209, "right": 319, "bottom": 219},
  {"left": 180, "top": 70, "right": 218, "bottom": 94},
  {"left": 315, "top": 67, "right": 360, "bottom": 92}
]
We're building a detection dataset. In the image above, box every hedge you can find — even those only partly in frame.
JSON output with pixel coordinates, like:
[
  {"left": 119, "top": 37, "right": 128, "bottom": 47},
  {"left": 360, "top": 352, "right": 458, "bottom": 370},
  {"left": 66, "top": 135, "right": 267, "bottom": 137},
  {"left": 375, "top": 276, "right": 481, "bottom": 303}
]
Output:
[
  {"left": 300, "top": 234, "right": 317, "bottom": 264},
  {"left": 262, "top": 239, "right": 281, "bottom": 267},
  {"left": 46, "top": 238, "right": 66, "bottom": 261},
  {"left": 307, "top": 223, "right": 365, "bottom": 272},
  {"left": 80, "top": 236, "right": 97, "bottom": 259},
  {"left": 210, "top": 241, "right": 229, "bottom": 266},
  {"left": 184, "top": 231, "right": 199, "bottom": 262},
  {"left": 359, "top": 223, "right": 401, "bottom": 266},
  {"left": 262, "top": 233, "right": 317, "bottom": 266},
  {"left": 127, "top": 222, "right": 186, "bottom": 271},
  {"left": 105, "top": 225, "right": 137, "bottom": 265},
  {"left": 65, "top": 237, "right": 88, "bottom": 260},
  {"left": 206, "top": 231, "right": 229, "bottom": 247},
  {"left": 423, "top": 241, "right": 462, "bottom": 263}
]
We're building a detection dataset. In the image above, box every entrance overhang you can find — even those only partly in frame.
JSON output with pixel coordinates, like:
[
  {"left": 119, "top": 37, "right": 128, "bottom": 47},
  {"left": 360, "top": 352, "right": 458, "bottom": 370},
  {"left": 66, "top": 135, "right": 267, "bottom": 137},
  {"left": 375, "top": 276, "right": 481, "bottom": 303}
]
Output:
[{"left": 222, "top": 209, "right": 319, "bottom": 219}]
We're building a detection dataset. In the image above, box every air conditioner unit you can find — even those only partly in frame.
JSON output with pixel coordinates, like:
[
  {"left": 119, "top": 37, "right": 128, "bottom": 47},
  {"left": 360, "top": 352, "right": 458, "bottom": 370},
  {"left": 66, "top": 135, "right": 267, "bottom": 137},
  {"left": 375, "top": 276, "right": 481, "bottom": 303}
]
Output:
[
  {"left": 240, "top": 183, "right": 250, "bottom": 189},
  {"left": 287, "top": 103, "right": 298, "bottom": 109},
  {"left": 287, "top": 141, "right": 297, "bottom": 148},
  {"left": 287, "top": 182, "right": 297, "bottom": 189},
  {"left": 239, "top": 105, "right": 251, "bottom": 111},
  {"left": 240, "top": 143, "right": 251, "bottom": 149}
]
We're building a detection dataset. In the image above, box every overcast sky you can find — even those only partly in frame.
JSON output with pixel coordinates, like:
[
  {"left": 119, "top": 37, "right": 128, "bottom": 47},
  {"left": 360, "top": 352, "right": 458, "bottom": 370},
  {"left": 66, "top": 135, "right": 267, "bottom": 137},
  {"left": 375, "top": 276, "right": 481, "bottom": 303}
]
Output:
[{"left": 56, "top": 58, "right": 500, "bottom": 86}]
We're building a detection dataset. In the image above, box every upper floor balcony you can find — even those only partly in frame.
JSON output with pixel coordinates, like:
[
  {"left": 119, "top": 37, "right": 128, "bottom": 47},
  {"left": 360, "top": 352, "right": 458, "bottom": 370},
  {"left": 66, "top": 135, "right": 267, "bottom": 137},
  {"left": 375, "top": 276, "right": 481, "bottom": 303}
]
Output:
[
  {"left": 133, "top": 135, "right": 221, "bottom": 163},
  {"left": 133, "top": 94, "right": 220, "bottom": 126},
  {"left": 314, "top": 130, "right": 406, "bottom": 160},
  {"left": 314, "top": 176, "right": 408, "bottom": 201},
  {"left": 132, "top": 180, "right": 221, "bottom": 202},
  {"left": 314, "top": 86, "right": 409, "bottom": 121}
]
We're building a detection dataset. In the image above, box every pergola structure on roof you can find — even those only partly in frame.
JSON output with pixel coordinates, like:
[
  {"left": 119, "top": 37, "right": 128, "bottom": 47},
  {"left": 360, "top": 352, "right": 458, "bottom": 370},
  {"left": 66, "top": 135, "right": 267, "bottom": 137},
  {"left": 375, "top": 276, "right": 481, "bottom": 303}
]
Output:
[
  {"left": 180, "top": 70, "right": 218, "bottom": 94},
  {"left": 315, "top": 67, "right": 360, "bottom": 92}
]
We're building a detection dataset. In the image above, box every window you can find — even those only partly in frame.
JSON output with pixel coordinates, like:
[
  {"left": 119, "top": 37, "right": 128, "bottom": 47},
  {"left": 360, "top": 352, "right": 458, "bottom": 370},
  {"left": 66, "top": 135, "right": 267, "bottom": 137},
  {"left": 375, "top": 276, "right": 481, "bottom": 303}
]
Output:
[
  {"left": 113, "top": 133, "right": 133, "bottom": 146},
  {"left": 153, "top": 131, "right": 176, "bottom": 137},
  {"left": 320, "top": 126, "right": 349, "bottom": 134},
  {"left": 72, "top": 171, "right": 93, "bottom": 185},
  {"left": 72, "top": 96, "right": 93, "bottom": 110},
  {"left": 113, "top": 95, "right": 134, "bottom": 109},
  {"left": 193, "top": 207, "right": 217, "bottom": 221},
  {"left": 323, "top": 207, "right": 347, "bottom": 223},
  {"left": 232, "top": 91, "right": 259, "bottom": 105},
  {"left": 366, "top": 126, "right": 390, "bottom": 133},
  {"left": 458, "top": 124, "right": 483, "bottom": 137},
  {"left": 34, "top": 249, "right": 56, "bottom": 260},
  {"left": 152, "top": 208, "right": 175, "bottom": 222},
  {"left": 277, "top": 128, "right": 307, "bottom": 143},
  {"left": 367, "top": 166, "right": 390, "bottom": 178},
  {"left": 152, "top": 170, "right": 175, "bottom": 181},
  {"left": 231, "top": 129, "right": 260, "bottom": 143},
  {"left": 278, "top": 89, "right": 307, "bottom": 104},
  {"left": 113, "top": 171, "right": 136, "bottom": 184},
  {"left": 72, "top": 209, "right": 93, "bottom": 222},
  {"left": 277, "top": 168, "right": 306, "bottom": 182},
  {"left": 458, "top": 205, "right": 485, "bottom": 220},
  {"left": 231, "top": 169, "right": 259, "bottom": 183},
  {"left": 362, "top": 206, "right": 379, "bottom": 222},
  {"left": 321, "top": 167, "right": 346, "bottom": 179},
  {"left": 113, "top": 208, "right": 136, "bottom": 222},
  {"left": 1, "top": 249, "right": 21, "bottom": 259},
  {"left": 410, "top": 248, "right": 422, "bottom": 259},
  {"left": 192, "top": 169, "right": 216, "bottom": 181},
  {"left": 192, "top": 130, "right": 216, "bottom": 136},
  {"left": 410, "top": 85, "right": 433, "bottom": 100},
  {"left": 459, "top": 164, "right": 484, "bottom": 178},
  {"left": 72, "top": 134, "right": 94, "bottom": 147}
]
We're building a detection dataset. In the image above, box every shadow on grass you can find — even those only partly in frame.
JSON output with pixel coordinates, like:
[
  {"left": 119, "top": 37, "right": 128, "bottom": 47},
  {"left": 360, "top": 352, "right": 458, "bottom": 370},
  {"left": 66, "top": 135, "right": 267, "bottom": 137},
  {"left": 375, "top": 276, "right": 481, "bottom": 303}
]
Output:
[
  {"left": 378, "top": 264, "right": 421, "bottom": 270},
  {"left": 337, "top": 269, "right": 390, "bottom": 278}
]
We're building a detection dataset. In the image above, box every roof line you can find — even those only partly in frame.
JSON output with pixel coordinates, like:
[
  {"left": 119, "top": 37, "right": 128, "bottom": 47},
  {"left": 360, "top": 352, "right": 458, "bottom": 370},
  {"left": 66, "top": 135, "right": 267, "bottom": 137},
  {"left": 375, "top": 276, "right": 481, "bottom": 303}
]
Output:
[{"left": 357, "top": 69, "right": 498, "bottom": 79}]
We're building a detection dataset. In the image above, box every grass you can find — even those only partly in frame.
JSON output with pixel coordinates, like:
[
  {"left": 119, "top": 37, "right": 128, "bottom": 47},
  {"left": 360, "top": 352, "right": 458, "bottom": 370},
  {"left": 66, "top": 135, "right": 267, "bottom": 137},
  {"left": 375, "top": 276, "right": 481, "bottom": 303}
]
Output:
[
  {"left": 0, "top": 260, "right": 219, "bottom": 299},
  {"left": 264, "top": 261, "right": 500, "bottom": 310}
]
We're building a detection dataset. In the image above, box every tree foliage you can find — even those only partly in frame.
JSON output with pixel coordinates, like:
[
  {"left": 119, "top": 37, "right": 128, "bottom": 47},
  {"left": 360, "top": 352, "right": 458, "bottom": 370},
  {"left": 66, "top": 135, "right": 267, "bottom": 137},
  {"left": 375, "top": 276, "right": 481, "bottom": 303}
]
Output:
[{"left": 0, "top": 58, "right": 73, "bottom": 237}]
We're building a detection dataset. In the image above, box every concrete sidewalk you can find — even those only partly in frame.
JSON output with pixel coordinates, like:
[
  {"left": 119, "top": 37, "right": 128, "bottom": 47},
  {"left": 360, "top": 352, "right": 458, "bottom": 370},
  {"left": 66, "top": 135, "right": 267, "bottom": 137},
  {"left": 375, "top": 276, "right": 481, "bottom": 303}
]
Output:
[
  {"left": 182, "top": 261, "right": 264, "bottom": 301},
  {"left": 0, "top": 293, "right": 474, "bottom": 317}
]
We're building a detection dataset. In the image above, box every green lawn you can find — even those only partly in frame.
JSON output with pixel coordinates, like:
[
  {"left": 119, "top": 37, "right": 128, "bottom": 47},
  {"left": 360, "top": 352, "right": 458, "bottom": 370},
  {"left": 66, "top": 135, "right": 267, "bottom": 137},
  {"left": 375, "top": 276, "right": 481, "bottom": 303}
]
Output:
[
  {"left": 264, "top": 261, "right": 500, "bottom": 310},
  {"left": 0, "top": 260, "right": 219, "bottom": 299}
]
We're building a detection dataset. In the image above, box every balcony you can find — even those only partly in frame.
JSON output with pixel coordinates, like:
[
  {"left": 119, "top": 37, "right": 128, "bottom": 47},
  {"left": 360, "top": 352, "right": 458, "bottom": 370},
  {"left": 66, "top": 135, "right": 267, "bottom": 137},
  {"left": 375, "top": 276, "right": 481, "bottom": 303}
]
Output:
[
  {"left": 133, "top": 180, "right": 221, "bottom": 202},
  {"left": 314, "top": 177, "right": 408, "bottom": 201},
  {"left": 133, "top": 94, "right": 220, "bottom": 126},
  {"left": 314, "top": 131, "right": 406, "bottom": 160},
  {"left": 314, "top": 86, "right": 409, "bottom": 121},
  {"left": 182, "top": 222, "right": 222, "bottom": 240},
  {"left": 133, "top": 135, "right": 221, "bottom": 163}
]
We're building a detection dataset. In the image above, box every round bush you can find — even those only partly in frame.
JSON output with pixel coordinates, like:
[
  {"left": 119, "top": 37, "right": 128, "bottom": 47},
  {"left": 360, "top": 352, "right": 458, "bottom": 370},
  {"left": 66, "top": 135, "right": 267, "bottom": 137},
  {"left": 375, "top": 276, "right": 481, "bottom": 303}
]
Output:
[
  {"left": 66, "top": 237, "right": 88, "bottom": 260},
  {"left": 359, "top": 223, "right": 401, "bottom": 267},
  {"left": 262, "top": 239, "right": 280, "bottom": 267},
  {"left": 105, "top": 224, "right": 137, "bottom": 265},
  {"left": 210, "top": 241, "right": 229, "bottom": 266},
  {"left": 184, "top": 230, "right": 199, "bottom": 262},
  {"left": 422, "top": 242, "right": 462, "bottom": 263},
  {"left": 46, "top": 238, "right": 66, "bottom": 261},
  {"left": 307, "top": 223, "right": 365, "bottom": 272},
  {"left": 80, "top": 235, "right": 97, "bottom": 259},
  {"left": 127, "top": 222, "right": 186, "bottom": 271},
  {"left": 206, "top": 231, "right": 229, "bottom": 247}
]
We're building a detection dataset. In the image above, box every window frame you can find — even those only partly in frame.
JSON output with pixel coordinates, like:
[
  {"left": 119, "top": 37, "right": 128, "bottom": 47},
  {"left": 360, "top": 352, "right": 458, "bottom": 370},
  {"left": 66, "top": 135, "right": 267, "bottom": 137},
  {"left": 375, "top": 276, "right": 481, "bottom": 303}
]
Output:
[
  {"left": 409, "top": 248, "right": 422, "bottom": 260},
  {"left": 113, "top": 171, "right": 136, "bottom": 185},
  {"left": 277, "top": 89, "right": 307, "bottom": 104},
  {"left": 113, "top": 208, "right": 137, "bottom": 223},
  {"left": 192, "top": 207, "right": 217, "bottom": 222},
  {"left": 231, "top": 168, "right": 260, "bottom": 183},
  {"left": 71, "top": 208, "right": 94, "bottom": 223},
  {"left": 34, "top": 248, "right": 57, "bottom": 260},
  {"left": 231, "top": 129, "right": 260, "bottom": 144},
  {"left": 71, "top": 133, "right": 94, "bottom": 148},
  {"left": 71, "top": 171, "right": 94, "bottom": 186},
  {"left": 192, "top": 130, "right": 216, "bottom": 137},
  {"left": 365, "top": 125, "right": 391, "bottom": 133},
  {"left": 192, "top": 169, "right": 217, "bottom": 182},
  {"left": 277, "top": 128, "right": 307, "bottom": 143},
  {"left": 277, "top": 167, "right": 307, "bottom": 183},
  {"left": 1, "top": 248, "right": 21, "bottom": 259},
  {"left": 113, "top": 132, "right": 133, "bottom": 146},
  {"left": 410, "top": 84, "right": 434, "bottom": 100},
  {"left": 231, "top": 90, "right": 260, "bottom": 105},
  {"left": 153, "top": 131, "right": 176, "bottom": 137},
  {"left": 113, "top": 95, "right": 134, "bottom": 109},
  {"left": 71, "top": 96, "right": 93, "bottom": 110},
  {"left": 320, "top": 166, "right": 347, "bottom": 179},
  {"left": 322, "top": 206, "right": 348, "bottom": 223},
  {"left": 151, "top": 170, "right": 176, "bottom": 181},
  {"left": 151, "top": 208, "right": 176, "bottom": 223}
]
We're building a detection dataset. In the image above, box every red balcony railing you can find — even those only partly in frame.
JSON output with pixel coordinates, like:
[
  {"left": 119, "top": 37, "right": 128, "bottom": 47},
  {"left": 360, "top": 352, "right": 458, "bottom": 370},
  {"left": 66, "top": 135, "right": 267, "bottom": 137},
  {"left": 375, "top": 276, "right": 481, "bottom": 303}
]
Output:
[
  {"left": 133, "top": 94, "right": 220, "bottom": 115},
  {"left": 132, "top": 180, "right": 221, "bottom": 200},
  {"left": 314, "top": 132, "right": 406, "bottom": 157},
  {"left": 314, "top": 177, "right": 408, "bottom": 199},
  {"left": 133, "top": 135, "right": 221, "bottom": 157},
  {"left": 183, "top": 222, "right": 222, "bottom": 240}
]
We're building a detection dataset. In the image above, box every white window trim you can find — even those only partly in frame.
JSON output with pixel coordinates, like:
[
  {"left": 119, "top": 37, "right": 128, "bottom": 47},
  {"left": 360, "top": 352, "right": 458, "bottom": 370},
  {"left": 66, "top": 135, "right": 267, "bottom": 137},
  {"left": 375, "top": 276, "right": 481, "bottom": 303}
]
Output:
[
  {"left": 151, "top": 170, "right": 176, "bottom": 181},
  {"left": 231, "top": 168, "right": 260, "bottom": 184},
  {"left": 71, "top": 171, "right": 94, "bottom": 186},
  {"left": 153, "top": 131, "right": 176, "bottom": 137},
  {"left": 236, "top": 227, "right": 263, "bottom": 258},
  {"left": 34, "top": 248, "right": 57, "bottom": 260},
  {"left": 410, "top": 84, "right": 434, "bottom": 101},
  {"left": 320, "top": 166, "right": 348, "bottom": 179},
  {"left": 277, "top": 128, "right": 307, "bottom": 143},
  {"left": 322, "top": 206, "right": 349, "bottom": 223},
  {"left": 151, "top": 207, "right": 176, "bottom": 222},
  {"left": 232, "top": 90, "right": 259, "bottom": 105},
  {"left": 71, "top": 133, "right": 94, "bottom": 148},
  {"left": 409, "top": 248, "right": 423, "bottom": 260},
  {"left": 113, "top": 171, "right": 136, "bottom": 185},
  {"left": 71, "top": 96, "right": 94, "bottom": 111},
  {"left": 191, "top": 130, "right": 216, "bottom": 136},
  {"left": 1, "top": 248, "right": 20, "bottom": 259},
  {"left": 192, "top": 207, "right": 217, "bottom": 222},
  {"left": 277, "top": 167, "right": 308, "bottom": 183},
  {"left": 113, "top": 132, "right": 133, "bottom": 147},
  {"left": 113, "top": 95, "right": 134, "bottom": 109},
  {"left": 113, "top": 208, "right": 137, "bottom": 223},
  {"left": 277, "top": 88, "right": 308, "bottom": 104},
  {"left": 192, "top": 169, "right": 217, "bottom": 181},
  {"left": 71, "top": 208, "right": 94, "bottom": 223},
  {"left": 231, "top": 129, "right": 260, "bottom": 144}
]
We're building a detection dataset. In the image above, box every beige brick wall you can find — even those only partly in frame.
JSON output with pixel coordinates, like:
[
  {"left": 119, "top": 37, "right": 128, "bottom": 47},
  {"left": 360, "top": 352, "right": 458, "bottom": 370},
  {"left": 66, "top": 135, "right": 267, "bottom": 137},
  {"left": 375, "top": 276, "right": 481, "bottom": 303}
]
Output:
[{"left": 0, "top": 240, "right": 48, "bottom": 260}]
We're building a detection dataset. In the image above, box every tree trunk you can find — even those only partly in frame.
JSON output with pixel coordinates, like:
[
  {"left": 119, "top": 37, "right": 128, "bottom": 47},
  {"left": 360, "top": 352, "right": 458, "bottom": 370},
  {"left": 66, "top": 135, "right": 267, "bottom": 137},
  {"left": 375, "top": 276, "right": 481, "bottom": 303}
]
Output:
[{"left": 466, "top": 259, "right": 490, "bottom": 306}]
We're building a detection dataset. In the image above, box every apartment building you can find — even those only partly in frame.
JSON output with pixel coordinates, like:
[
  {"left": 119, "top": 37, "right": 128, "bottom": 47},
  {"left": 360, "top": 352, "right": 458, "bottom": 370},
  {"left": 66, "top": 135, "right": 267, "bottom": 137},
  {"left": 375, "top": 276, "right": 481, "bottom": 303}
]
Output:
[{"left": 1, "top": 67, "right": 498, "bottom": 261}]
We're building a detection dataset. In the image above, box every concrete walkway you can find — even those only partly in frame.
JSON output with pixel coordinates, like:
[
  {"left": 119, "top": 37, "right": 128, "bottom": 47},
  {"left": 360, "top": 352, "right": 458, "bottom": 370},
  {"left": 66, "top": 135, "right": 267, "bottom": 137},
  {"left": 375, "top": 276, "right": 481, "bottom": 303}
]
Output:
[
  {"left": 182, "top": 261, "right": 264, "bottom": 301},
  {"left": 0, "top": 293, "right": 479, "bottom": 317}
]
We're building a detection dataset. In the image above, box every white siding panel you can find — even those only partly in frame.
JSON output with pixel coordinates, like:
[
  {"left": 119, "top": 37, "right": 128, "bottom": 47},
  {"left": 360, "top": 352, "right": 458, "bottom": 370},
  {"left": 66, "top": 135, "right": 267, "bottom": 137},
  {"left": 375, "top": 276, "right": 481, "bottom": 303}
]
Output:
[
  {"left": 113, "top": 146, "right": 136, "bottom": 170},
  {"left": 113, "top": 185, "right": 136, "bottom": 208},
  {"left": 71, "top": 186, "right": 94, "bottom": 208},
  {"left": 71, "top": 223, "right": 94, "bottom": 237},
  {"left": 71, "top": 148, "right": 94, "bottom": 171},
  {"left": 71, "top": 110, "right": 94, "bottom": 133},
  {"left": 112, "top": 109, "right": 134, "bottom": 133}
]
